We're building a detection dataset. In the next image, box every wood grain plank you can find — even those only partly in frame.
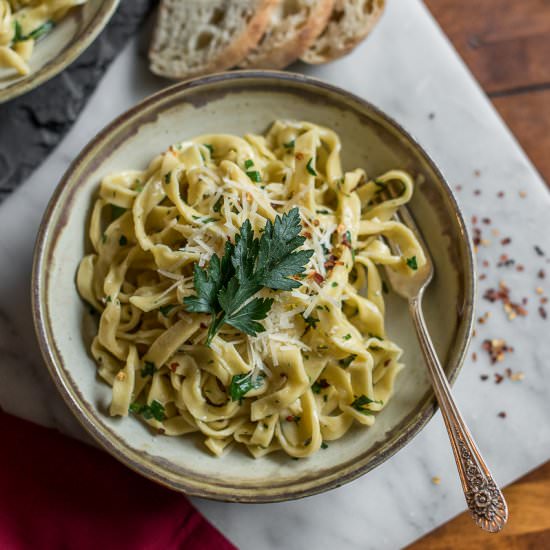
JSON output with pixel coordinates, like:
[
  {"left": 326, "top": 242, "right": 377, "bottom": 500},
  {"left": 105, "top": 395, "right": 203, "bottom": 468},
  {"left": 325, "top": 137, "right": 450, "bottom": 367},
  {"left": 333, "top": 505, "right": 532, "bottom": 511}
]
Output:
[
  {"left": 406, "top": 461, "right": 550, "bottom": 549},
  {"left": 492, "top": 89, "right": 550, "bottom": 185},
  {"left": 424, "top": 0, "right": 550, "bottom": 94}
]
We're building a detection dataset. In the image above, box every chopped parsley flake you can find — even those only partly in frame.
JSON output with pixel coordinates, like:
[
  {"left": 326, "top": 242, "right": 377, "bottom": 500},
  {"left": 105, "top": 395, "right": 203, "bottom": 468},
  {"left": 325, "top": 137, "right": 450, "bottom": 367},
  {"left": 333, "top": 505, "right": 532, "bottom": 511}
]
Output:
[
  {"left": 213, "top": 196, "right": 224, "bottom": 212},
  {"left": 339, "top": 354, "right": 357, "bottom": 368},
  {"left": 229, "top": 373, "right": 264, "bottom": 402},
  {"left": 351, "top": 394, "right": 383, "bottom": 415},
  {"left": 141, "top": 361, "right": 155, "bottom": 377},
  {"left": 321, "top": 442, "right": 328, "bottom": 449},
  {"left": 283, "top": 140, "right": 295, "bottom": 149},
  {"left": 204, "top": 144, "right": 214, "bottom": 154},
  {"left": 406, "top": 256, "right": 418, "bottom": 270},
  {"left": 306, "top": 158, "right": 317, "bottom": 176},
  {"left": 164, "top": 172, "right": 171, "bottom": 184},
  {"left": 343, "top": 334, "right": 352, "bottom": 341},
  {"left": 303, "top": 315, "right": 320, "bottom": 329},
  {"left": 246, "top": 170, "right": 262, "bottom": 183},
  {"left": 244, "top": 159, "right": 254, "bottom": 169},
  {"left": 129, "top": 400, "right": 165, "bottom": 421}
]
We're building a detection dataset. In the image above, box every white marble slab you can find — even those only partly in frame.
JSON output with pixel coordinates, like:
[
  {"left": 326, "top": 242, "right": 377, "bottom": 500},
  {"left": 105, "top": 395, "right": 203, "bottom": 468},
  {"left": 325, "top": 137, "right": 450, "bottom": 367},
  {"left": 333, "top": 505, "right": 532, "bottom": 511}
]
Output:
[{"left": 0, "top": 0, "right": 549, "bottom": 548}]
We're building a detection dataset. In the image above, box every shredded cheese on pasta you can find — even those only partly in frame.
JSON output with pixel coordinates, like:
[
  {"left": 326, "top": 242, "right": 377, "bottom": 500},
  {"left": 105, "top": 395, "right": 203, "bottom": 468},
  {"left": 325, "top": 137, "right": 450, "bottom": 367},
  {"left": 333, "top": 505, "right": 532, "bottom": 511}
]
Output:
[
  {"left": 76, "top": 120, "right": 426, "bottom": 458},
  {"left": 0, "top": 0, "right": 86, "bottom": 75}
]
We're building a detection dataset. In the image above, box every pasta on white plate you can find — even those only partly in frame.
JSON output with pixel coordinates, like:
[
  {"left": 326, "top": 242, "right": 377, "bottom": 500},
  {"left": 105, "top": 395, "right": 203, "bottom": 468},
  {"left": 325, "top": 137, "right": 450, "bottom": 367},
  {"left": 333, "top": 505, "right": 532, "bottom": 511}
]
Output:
[
  {"left": 76, "top": 120, "right": 426, "bottom": 459},
  {"left": 0, "top": 0, "right": 86, "bottom": 75}
]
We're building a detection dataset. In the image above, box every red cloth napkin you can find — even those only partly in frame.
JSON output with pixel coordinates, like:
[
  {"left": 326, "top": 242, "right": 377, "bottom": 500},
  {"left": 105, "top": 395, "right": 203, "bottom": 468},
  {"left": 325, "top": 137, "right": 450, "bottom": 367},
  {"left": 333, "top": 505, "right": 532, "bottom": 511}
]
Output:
[{"left": 0, "top": 411, "right": 236, "bottom": 550}]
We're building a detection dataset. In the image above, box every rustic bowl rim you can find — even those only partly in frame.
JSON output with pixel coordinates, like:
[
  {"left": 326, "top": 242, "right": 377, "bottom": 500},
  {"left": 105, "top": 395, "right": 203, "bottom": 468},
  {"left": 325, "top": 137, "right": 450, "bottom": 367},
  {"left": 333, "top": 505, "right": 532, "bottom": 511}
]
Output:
[
  {"left": 0, "top": 0, "right": 119, "bottom": 104},
  {"left": 32, "top": 70, "right": 476, "bottom": 503}
]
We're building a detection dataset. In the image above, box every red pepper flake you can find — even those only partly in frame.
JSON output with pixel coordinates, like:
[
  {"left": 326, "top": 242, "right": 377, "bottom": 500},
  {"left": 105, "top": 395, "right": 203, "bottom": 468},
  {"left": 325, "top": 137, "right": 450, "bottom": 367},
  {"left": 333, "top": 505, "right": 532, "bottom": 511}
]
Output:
[
  {"left": 482, "top": 217, "right": 491, "bottom": 225},
  {"left": 472, "top": 352, "right": 477, "bottom": 362},
  {"left": 200, "top": 322, "right": 207, "bottom": 329},
  {"left": 474, "top": 169, "right": 481, "bottom": 177},
  {"left": 483, "top": 281, "right": 527, "bottom": 319},
  {"left": 482, "top": 338, "right": 514, "bottom": 364},
  {"left": 541, "top": 297, "right": 548, "bottom": 304},
  {"left": 497, "top": 411, "right": 507, "bottom": 418},
  {"left": 472, "top": 329, "right": 477, "bottom": 337},
  {"left": 286, "top": 415, "right": 294, "bottom": 422},
  {"left": 456, "top": 185, "right": 463, "bottom": 192},
  {"left": 312, "top": 219, "right": 320, "bottom": 227},
  {"left": 522, "top": 297, "right": 529, "bottom": 305},
  {"left": 501, "top": 237, "right": 511, "bottom": 245},
  {"left": 479, "top": 274, "right": 487, "bottom": 280},
  {"left": 302, "top": 231, "right": 312, "bottom": 239},
  {"left": 538, "top": 269, "right": 546, "bottom": 279},
  {"left": 480, "top": 374, "right": 489, "bottom": 381},
  {"left": 516, "top": 264, "right": 524, "bottom": 272},
  {"left": 309, "top": 272, "right": 325, "bottom": 284},
  {"left": 295, "top": 152, "right": 304, "bottom": 161},
  {"left": 482, "top": 260, "right": 490, "bottom": 268},
  {"left": 539, "top": 306, "right": 547, "bottom": 320},
  {"left": 497, "top": 191, "right": 505, "bottom": 198},
  {"left": 474, "top": 189, "right": 481, "bottom": 196},
  {"left": 341, "top": 231, "right": 352, "bottom": 248},
  {"left": 471, "top": 215, "right": 478, "bottom": 225},
  {"left": 519, "top": 191, "right": 527, "bottom": 198},
  {"left": 495, "top": 373, "right": 504, "bottom": 384},
  {"left": 169, "top": 362, "right": 179, "bottom": 372},
  {"left": 384, "top": 359, "right": 391, "bottom": 367},
  {"left": 472, "top": 227, "right": 482, "bottom": 246}
]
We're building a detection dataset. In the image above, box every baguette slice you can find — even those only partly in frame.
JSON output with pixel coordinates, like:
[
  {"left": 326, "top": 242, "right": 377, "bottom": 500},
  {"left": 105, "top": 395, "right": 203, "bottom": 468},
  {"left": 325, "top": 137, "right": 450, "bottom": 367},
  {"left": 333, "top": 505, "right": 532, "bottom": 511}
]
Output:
[
  {"left": 239, "top": 0, "right": 334, "bottom": 70},
  {"left": 149, "top": 0, "right": 279, "bottom": 80},
  {"left": 301, "top": 0, "right": 385, "bottom": 64}
]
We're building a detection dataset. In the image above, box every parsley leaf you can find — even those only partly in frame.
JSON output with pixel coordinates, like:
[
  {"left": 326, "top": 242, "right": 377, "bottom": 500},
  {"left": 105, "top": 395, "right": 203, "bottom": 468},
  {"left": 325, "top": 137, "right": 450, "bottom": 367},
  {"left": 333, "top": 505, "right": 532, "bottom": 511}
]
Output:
[
  {"left": 406, "top": 256, "right": 418, "bottom": 270},
  {"left": 283, "top": 140, "right": 295, "bottom": 149},
  {"left": 244, "top": 159, "right": 254, "bottom": 169},
  {"left": 204, "top": 144, "right": 214, "bottom": 154},
  {"left": 213, "top": 196, "right": 224, "bottom": 212},
  {"left": 351, "top": 394, "right": 383, "bottom": 415},
  {"left": 184, "top": 208, "right": 313, "bottom": 344},
  {"left": 13, "top": 20, "right": 54, "bottom": 43},
  {"left": 229, "top": 373, "right": 264, "bottom": 402}
]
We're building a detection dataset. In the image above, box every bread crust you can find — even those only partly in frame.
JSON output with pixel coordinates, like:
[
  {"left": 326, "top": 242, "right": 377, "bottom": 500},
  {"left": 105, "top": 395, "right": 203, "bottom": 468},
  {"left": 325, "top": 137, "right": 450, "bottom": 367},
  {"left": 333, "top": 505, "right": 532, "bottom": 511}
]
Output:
[
  {"left": 149, "top": 0, "right": 280, "bottom": 80},
  {"left": 301, "top": 0, "right": 385, "bottom": 64},
  {"left": 239, "top": 0, "right": 335, "bottom": 70}
]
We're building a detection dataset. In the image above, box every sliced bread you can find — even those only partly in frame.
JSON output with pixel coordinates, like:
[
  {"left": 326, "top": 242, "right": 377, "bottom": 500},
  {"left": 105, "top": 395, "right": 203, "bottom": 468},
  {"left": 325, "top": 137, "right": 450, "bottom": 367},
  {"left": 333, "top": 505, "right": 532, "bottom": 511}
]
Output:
[
  {"left": 301, "top": 0, "right": 385, "bottom": 64},
  {"left": 238, "top": 0, "right": 334, "bottom": 70},
  {"left": 149, "top": 0, "right": 279, "bottom": 80}
]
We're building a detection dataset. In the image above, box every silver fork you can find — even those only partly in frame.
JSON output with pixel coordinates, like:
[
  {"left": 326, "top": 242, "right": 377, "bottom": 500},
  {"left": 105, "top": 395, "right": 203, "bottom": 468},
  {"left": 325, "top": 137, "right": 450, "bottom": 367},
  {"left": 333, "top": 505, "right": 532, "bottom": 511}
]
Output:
[{"left": 381, "top": 192, "right": 508, "bottom": 533}]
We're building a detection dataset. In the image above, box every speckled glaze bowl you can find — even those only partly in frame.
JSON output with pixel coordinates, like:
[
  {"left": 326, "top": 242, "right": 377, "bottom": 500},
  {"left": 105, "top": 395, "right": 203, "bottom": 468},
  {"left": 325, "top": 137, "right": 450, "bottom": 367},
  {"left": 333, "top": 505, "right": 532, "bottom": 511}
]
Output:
[
  {"left": 32, "top": 71, "right": 475, "bottom": 502},
  {"left": 0, "top": 0, "right": 119, "bottom": 103}
]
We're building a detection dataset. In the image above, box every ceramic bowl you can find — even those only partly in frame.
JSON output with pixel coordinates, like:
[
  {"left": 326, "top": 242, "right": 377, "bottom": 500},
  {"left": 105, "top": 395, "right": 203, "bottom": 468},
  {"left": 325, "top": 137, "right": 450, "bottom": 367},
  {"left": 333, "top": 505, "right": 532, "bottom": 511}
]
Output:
[
  {"left": 0, "top": 0, "right": 119, "bottom": 103},
  {"left": 32, "top": 71, "right": 475, "bottom": 502}
]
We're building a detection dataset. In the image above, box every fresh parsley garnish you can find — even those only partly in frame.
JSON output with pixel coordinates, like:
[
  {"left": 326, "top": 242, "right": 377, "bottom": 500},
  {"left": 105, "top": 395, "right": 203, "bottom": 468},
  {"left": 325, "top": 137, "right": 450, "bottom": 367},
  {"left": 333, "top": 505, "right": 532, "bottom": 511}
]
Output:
[
  {"left": 339, "top": 354, "right": 357, "bottom": 368},
  {"left": 306, "top": 158, "right": 317, "bottom": 176},
  {"left": 129, "top": 399, "right": 165, "bottom": 421},
  {"left": 229, "top": 373, "right": 264, "bottom": 402},
  {"left": 244, "top": 159, "right": 254, "bottom": 169},
  {"left": 141, "top": 361, "right": 155, "bottom": 377},
  {"left": 184, "top": 208, "right": 313, "bottom": 344},
  {"left": 164, "top": 172, "right": 171, "bottom": 184},
  {"left": 321, "top": 442, "right": 328, "bottom": 449},
  {"left": 204, "top": 144, "right": 214, "bottom": 154},
  {"left": 246, "top": 170, "right": 262, "bottom": 183},
  {"left": 343, "top": 333, "right": 352, "bottom": 341},
  {"left": 283, "top": 140, "right": 295, "bottom": 149},
  {"left": 351, "top": 394, "right": 382, "bottom": 415},
  {"left": 159, "top": 305, "right": 175, "bottom": 317},
  {"left": 406, "top": 256, "right": 418, "bottom": 270}
]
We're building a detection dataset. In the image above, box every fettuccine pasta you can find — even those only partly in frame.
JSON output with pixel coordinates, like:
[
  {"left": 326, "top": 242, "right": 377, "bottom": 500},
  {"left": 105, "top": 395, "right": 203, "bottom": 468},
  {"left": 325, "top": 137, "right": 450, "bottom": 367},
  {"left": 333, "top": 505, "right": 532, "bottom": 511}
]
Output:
[
  {"left": 0, "top": 0, "right": 86, "bottom": 75},
  {"left": 77, "top": 120, "right": 426, "bottom": 458}
]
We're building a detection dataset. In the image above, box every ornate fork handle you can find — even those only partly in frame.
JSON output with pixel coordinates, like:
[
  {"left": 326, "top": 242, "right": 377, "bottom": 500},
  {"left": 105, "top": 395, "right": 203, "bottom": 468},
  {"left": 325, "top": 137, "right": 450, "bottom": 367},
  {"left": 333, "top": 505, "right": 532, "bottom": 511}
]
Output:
[{"left": 409, "top": 295, "right": 508, "bottom": 532}]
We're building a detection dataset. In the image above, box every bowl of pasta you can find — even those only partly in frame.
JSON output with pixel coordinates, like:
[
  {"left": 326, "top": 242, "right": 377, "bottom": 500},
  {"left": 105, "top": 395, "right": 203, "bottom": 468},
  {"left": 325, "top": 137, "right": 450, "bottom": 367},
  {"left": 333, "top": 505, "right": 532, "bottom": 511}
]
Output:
[
  {"left": 0, "top": 0, "right": 119, "bottom": 103},
  {"left": 32, "top": 71, "right": 475, "bottom": 502}
]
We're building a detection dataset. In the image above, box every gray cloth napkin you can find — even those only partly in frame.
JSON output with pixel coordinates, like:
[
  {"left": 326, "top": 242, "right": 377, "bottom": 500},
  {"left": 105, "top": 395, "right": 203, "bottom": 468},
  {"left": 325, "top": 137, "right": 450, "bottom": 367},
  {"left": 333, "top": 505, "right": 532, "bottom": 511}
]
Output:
[{"left": 0, "top": 0, "right": 156, "bottom": 202}]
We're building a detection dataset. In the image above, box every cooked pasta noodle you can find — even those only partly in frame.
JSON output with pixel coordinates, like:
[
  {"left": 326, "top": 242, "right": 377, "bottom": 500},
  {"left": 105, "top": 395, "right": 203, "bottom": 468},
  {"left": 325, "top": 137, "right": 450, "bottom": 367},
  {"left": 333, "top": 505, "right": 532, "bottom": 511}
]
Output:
[
  {"left": 77, "top": 120, "right": 426, "bottom": 458},
  {"left": 0, "top": 0, "right": 86, "bottom": 75}
]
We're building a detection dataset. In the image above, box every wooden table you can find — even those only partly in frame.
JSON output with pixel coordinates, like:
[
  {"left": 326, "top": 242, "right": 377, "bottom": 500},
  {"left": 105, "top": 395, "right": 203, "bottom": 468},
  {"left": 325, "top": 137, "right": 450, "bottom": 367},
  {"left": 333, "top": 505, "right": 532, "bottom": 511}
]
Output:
[{"left": 408, "top": 1, "right": 550, "bottom": 546}]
